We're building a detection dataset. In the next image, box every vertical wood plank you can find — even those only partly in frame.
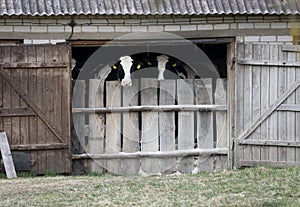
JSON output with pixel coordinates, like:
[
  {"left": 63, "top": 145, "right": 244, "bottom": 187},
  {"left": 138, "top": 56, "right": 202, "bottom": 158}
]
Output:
[
  {"left": 159, "top": 80, "right": 176, "bottom": 174},
  {"left": 215, "top": 78, "right": 228, "bottom": 171},
  {"left": 215, "top": 79, "right": 227, "bottom": 148},
  {"left": 269, "top": 44, "right": 279, "bottom": 162},
  {"left": 36, "top": 45, "right": 47, "bottom": 174},
  {"left": 227, "top": 42, "right": 235, "bottom": 170},
  {"left": 57, "top": 45, "right": 71, "bottom": 173},
  {"left": 252, "top": 44, "right": 262, "bottom": 162},
  {"left": 260, "top": 44, "right": 270, "bottom": 161},
  {"left": 2, "top": 46, "right": 12, "bottom": 145},
  {"left": 105, "top": 81, "right": 121, "bottom": 174},
  {"left": 195, "top": 79, "right": 213, "bottom": 172},
  {"left": 10, "top": 46, "right": 23, "bottom": 146},
  {"left": 44, "top": 47, "right": 55, "bottom": 173},
  {"left": 286, "top": 51, "right": 296, "bottom": 163},
  {"left": 72, "top": 80, "right": 86, "bottom": 175},
  {"left": 27, "top": 46, "right": 38, "bottom": 174},
  {"left": 243, "top": 43, "right": 253, "bottom": 162},
  {"left": 89, "top": 79, "right": 105, "bottom": 174},
  {"left": 0, "top": 47, "right": 4, "bottom": 133},
  {"left": 296, "top": 67, "right": 300, "bottom": 163},
  {"left": 177, "top": 79, "right": 194, "bottom": 173},
  {"left": 122, "top": 79, "right": 140, "bottom": 174},
  {"left": 0, "top": 132, "right": 17, "bottom": 178},
  {"left": 140, "top": 78, "right": 160, "bottom": 174},
  {"left": 277, "top": 45, "right": 287, "bottom": 162},
  {"left": 235, "top": 43, "right": 245, "bottom": 168}
]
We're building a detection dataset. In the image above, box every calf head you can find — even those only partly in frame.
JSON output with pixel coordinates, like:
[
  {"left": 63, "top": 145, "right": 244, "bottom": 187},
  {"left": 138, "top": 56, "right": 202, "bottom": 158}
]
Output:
[
  {"left": 157, "top": 55, "right": 169, "bottom": 80},
  {"left": 119, "top": 56, "right": 134, "bottom": 87}
]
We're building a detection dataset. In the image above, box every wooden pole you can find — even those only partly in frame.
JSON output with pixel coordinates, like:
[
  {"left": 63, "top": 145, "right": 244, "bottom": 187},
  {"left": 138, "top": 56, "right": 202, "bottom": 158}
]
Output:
[
  {"left": 72, "top": 104, "right": 227, "bottom": 114},
  {"left": 72, "top": 148, "right": 228, "bottom": 160},
  {"left": 0, "top": 132, "right": 17, "bottom": 178}
]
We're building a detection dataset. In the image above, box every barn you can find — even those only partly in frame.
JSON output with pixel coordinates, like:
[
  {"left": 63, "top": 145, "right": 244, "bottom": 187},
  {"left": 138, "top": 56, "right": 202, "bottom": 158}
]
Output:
[{"left": 0, "top": 0, "right": 299, "bottom": 175}]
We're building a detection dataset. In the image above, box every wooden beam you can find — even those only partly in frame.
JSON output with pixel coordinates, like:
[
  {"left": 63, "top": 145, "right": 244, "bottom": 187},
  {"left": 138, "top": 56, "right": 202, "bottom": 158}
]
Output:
[
  {"left": 237, "top": 59, "right": 300, "bottom": 67},
  {"left": 0, "top": 62, "right": 68, "bottom": 69},
  {"left": 237, "top": 77, "right": 300, "bottom": 141},
  {"left": 282, "top": 45, "right": 300, "bottom": 52},
  {"left": 0, "top": 107, "right": 35, "bottom": 117},
  {"left": 0, "top": 132, "right": 17, "bottom": 178},
  {"left": 240, "top": 160, "right": 300, "bottom": 167},
  {"left": 72, "top": 104, "right": 227, "bottom": 114},
  {"left": 72, "top": 148, "right": 228, "bottom": 160},
  {"left": 276, "top": 104, "right": 300, "bottom": 112},
  {"left": 10, "top": 143, "right": 69, "bottom": 151},
  {"left": 238, "top": 139, "right": 300, "bottom": 147}
]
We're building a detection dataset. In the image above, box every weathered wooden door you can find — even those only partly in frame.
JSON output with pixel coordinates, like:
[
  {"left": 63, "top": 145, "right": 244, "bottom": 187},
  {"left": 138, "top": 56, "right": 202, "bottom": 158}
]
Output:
[
  {"left": 0, "top": 45, "right": 71, "bottom": 175},
  {"left": 235, "top": 43, "right": 300, "bottom": 167}
]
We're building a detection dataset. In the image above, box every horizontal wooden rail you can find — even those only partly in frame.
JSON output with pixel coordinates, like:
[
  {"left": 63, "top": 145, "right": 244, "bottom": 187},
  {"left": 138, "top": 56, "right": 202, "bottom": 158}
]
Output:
[
  {"left": 238, "top": 139, "right": 300, "bottom": 147},
  {"left": 241, "top": 160, "right": 300, "bottom": 167},
  {"left": 72, "top": 148, "right": 228, "bottom": 160},
  {"left": 0, "top": 107, "right": 35, "bottom": 117},
  {"left": 0, "top": 62, "right": 68, "bottom": 69},
  {"left": 276, "top": 104, "right": 300, "bottom": 112},
  {"left": 72, "top": 104, "right": 227, "bottom": 114},
  {"left": 10, "top": 143, "right": 69, "bottom": 151},
  {"left": 237, "top": 59, "right": 300, "bottom": 67}
]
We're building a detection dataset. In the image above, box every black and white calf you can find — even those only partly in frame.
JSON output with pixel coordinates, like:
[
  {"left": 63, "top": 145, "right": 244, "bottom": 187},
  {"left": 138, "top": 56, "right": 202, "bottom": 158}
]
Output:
[{"left": 109, "top": 53, "right": 188, "bottom": 87}]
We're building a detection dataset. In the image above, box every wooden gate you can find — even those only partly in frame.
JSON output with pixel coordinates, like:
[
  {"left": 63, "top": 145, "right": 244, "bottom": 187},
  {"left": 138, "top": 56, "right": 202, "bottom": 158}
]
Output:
[
  {"left": 0, "top": 45, "right": 71, "bottom": 175},
  {"left": 235, "top": 43, "right": 300, "bottom": 167},
  {"left": 72, "top": 78, "right": 228, "bottom": 174}
]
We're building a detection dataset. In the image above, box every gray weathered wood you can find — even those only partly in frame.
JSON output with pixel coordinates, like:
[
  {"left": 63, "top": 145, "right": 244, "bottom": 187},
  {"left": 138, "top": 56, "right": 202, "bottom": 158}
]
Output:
[
  {"left": 238, "top": 139, "right": 300, "bottom": 147},
  {"left": 260, "top": 44, "right": 270, "bottom": 161},
  {"left": 159, "top": 80, "right": 176, "bottom": 173},
  {"left": 72, "top": 80, "right": 86, "bottom": 175},
  {"left": 286, "top": 50, "right": 296, "bottom": 163},
  {"left": 215, "top": 79, "right": 227, "bottom": 148},
  {"left": 72, "top": 148, "right": 228, "bottom": 159},
  {"left": 278, "top": 45, "right": 287, "bottom": 162},
  {"left": 268, "top": 44, "right": 279, "bottom": 163},
  {"left": 0, "top": 108, "right": 35, "bottom": 117},
  {"left": 140, "top": 78, "right": 160, "bottom": 174},
  {"left": 236, "top": 66, "right": 300, "bottom": 142},
  {"left": 251, "top": 44, "right": 262, "bottom": 163},
  {"left": 240, "top": 160, "right": 300, "bottom": 167},
  {"left": 235, "top": 43, "right": 245, "bottom": 168},
  {"left": 88, "top": 79, "right": 105, "bottom": 173},
  {"left": 0, "top": 62, "right": 68, "bottom": 68},
  {"left": 122, "top": 79, "right": 140, "bottom": 174},
  {"left": 10, "top": 143, "right": 69, "bottom": 150},
  {"left": 177, "top": 79, "right": 194, "bottom": 173},
  {"left": 237, "top": 60, "right": 300, "bottom": 67},
  {"left": 282, "top": 45, "right": 300, "bottom": 52},
  {"left": 72, "top": 104, "right": 227, "bottom": 113},
  {"left": 276, "top": 104, "right": 300, "bottom": 111},
  {"left": 0, "top": 45, "right": 71, "bottom": 175},
  {"left": 242, "top": 43, "right": 253, "bottom": 163},
  {"left": 0, "top": 67, "right": 64, "bottom": 143},
  {"left": 0, "top": 132, "right": 17, "bottom": 178},
  {"left": 196, "top": 79, "right": 214, "bottom": 172},
  {"left": 105, "top": 81, "right": 122, "bottom": 174}
]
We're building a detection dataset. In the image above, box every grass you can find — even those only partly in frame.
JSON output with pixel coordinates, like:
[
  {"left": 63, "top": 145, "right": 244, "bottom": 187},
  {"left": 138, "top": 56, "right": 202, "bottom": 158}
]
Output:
[{"left": 0, "top": 166, "right": 299, "bottom": 207}]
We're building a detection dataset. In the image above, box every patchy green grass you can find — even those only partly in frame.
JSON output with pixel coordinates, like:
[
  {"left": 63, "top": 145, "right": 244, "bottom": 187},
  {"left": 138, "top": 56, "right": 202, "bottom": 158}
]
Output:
[{"left": 0, "top": 167, "right": 299, "bottom": 207}]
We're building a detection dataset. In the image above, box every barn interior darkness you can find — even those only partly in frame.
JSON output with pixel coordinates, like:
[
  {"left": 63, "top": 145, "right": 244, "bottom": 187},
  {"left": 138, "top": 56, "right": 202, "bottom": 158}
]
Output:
[{"left": 71, "top": 41, "right": 228, "bottom": 80}]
